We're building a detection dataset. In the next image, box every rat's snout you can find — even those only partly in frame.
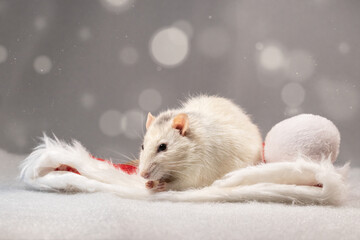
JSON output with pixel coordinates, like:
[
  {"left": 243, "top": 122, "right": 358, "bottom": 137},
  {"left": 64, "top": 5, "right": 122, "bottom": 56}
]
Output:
[
  {"left": 140, "top": 162, "right": 160, "bottom": 180},
  {"left": 140, "top": 171, "right": 150, "bottom": 179}
]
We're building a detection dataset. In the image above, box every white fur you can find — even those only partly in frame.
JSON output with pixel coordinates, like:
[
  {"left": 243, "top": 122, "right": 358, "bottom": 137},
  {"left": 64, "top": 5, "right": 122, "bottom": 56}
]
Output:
[
  {"left": 20, "top": 135, "right": 148, "bottom": 198},
  {"left": 20, "top": 135, "right": 348, "bottom": 205},
  {"left": 139, "top": 95, "right": 263, "bottom": 190},
  {"left": 265, "top": 114, "right": 340, "bottom": 163}
]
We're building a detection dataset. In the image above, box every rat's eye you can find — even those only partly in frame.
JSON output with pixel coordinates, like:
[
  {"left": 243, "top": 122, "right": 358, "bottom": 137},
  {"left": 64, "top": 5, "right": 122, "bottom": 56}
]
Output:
[
  {"left": 141, "top": 144, "right": 144, "bottom": 150},
  {"left": 157, "top": 143, "right": 167, "bottom": 153}
]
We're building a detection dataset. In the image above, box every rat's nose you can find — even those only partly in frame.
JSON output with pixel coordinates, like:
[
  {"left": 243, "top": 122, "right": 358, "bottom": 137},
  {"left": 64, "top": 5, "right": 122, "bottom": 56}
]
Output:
[{"left": 141, "top": 171, "right": 150, "bottom": 179}]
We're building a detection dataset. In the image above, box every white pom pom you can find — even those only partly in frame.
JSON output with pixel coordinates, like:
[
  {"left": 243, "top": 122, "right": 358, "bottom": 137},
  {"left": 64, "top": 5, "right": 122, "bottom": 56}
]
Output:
[{"left": 264, "top": 114, "right": 340, "bottom": 163}]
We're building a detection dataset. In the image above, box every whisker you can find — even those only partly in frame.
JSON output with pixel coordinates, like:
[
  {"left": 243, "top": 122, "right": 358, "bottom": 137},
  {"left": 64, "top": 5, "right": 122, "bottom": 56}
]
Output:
[
  {"left": 130, "top": 153, "right": 138, "bottom": 161},
  {"left": 170, "top": 170, "right": 192, "bottom": 179},
  {"left": 136, "top": 131, "right": 143, "bottom": 141},
  {"left": 166, "top": 162, "right": 203, "bottom": 168},
  {"left": 106, "top": 149, "right": 135, "bottom": 162},
  {"left": 151, "top": 166, "right": 161, "bottom": 179}
]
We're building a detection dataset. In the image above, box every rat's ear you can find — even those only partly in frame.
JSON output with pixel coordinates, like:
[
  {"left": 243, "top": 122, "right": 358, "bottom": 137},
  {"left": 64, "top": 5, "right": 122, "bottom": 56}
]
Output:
[
  {"left": 172, "top": 113, "right": 189, "bottom": 136},
  {"left": 146, "top": 112, "right": 155, "bottom": 130}
]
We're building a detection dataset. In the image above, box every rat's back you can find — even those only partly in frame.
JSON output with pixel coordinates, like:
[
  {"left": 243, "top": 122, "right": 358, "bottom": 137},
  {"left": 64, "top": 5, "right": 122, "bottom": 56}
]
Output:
[{"left": 179, "top": 95, "right": 263, "bottom": 187}]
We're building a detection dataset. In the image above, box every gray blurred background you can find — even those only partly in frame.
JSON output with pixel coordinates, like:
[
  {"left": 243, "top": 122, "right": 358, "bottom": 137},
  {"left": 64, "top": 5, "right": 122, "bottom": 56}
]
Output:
[{"left": 0, "top": 0, "right": 359, "bottom": 166}]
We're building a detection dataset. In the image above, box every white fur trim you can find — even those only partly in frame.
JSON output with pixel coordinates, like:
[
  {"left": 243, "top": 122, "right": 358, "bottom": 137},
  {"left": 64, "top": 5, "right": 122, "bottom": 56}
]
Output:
[
  {"left": 20, "top": 135, "right": 348, "bottom": 205},
  {"left": 264, "top": 114, "right": 340, "bottom": 163}
]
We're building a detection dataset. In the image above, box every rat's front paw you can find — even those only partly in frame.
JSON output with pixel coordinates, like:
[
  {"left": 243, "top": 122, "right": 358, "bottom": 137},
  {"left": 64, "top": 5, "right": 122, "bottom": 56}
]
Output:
[
  {"left": 146, "top": 180, "right": 155, "bottom": 189},
  {"left": 145, "top": 180, "right": 167, "bottom": 192},
  {"left": 155, "top": 181, "right": 167, "bottom": 192}
]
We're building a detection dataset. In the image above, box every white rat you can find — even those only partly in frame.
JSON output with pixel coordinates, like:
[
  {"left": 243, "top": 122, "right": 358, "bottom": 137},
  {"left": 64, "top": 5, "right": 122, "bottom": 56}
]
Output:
[{"left": 138, "top": 95, "right": 263, "bottom": 191}]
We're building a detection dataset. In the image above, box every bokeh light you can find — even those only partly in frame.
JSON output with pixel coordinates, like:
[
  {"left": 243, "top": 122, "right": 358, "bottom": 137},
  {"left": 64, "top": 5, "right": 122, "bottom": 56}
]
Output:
[
  {"left": 100, "top": 0, "right": 134, "bottom": 13},
  {"left": 150, "top": 27, "right": 189, "bottom": 67},
  {"left": 119, "top": 46, "right": 139, "bottom": 66},
  {"left": 259, "top": 45, "right": 286, "bottom": 71},
  {"left": 284, "top": 106, "right": 303, "bottom": 117},
  {"left": 33, "top": 56, "right": 52, "bottom": 74},
  {"left": 0, "top": 45, "right": 8, "bottom": 64},
  {"left": 172, "top": 20, "right": 194, "bottom": 39},
  {"left": 99, "top": 110, "right": 123, "bottom": 137},
  {"left": 78, "top": 27, "right": 92, "bottom": 42},
  {"left": 80, "top": 93, "right": 95, "bottom": 110},
  {"left": 317, "top": 78, "right": 359, "bottom": 121},
  {"left": 197, "top": 27, "right": 230, "bottom": 58},
  {"left": 281, "top": 82, "right": 306, "bottom": 107},
  {"left": 34, "top": 16, "right": 47, "bottom": 31},
  {"left": 255, "top": 42, "right": 264, "bottom": 51},
  {"left": 121, "top": 109, "right": 144, "bottom": 140},
  {"left": 138, "top": 88, "right": 162, "bottom": 112},
  {"left": 338, "top": 42, "right": 350, "bottom": 54},
  {"left": 284, "top": 50, "right": 316, "bottom": 82}
]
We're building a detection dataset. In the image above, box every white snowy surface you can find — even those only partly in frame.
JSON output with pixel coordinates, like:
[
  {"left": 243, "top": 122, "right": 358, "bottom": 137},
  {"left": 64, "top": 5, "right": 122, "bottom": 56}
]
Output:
[{"left": 1, "top": 149, "right": 360, "bottom": 240}]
